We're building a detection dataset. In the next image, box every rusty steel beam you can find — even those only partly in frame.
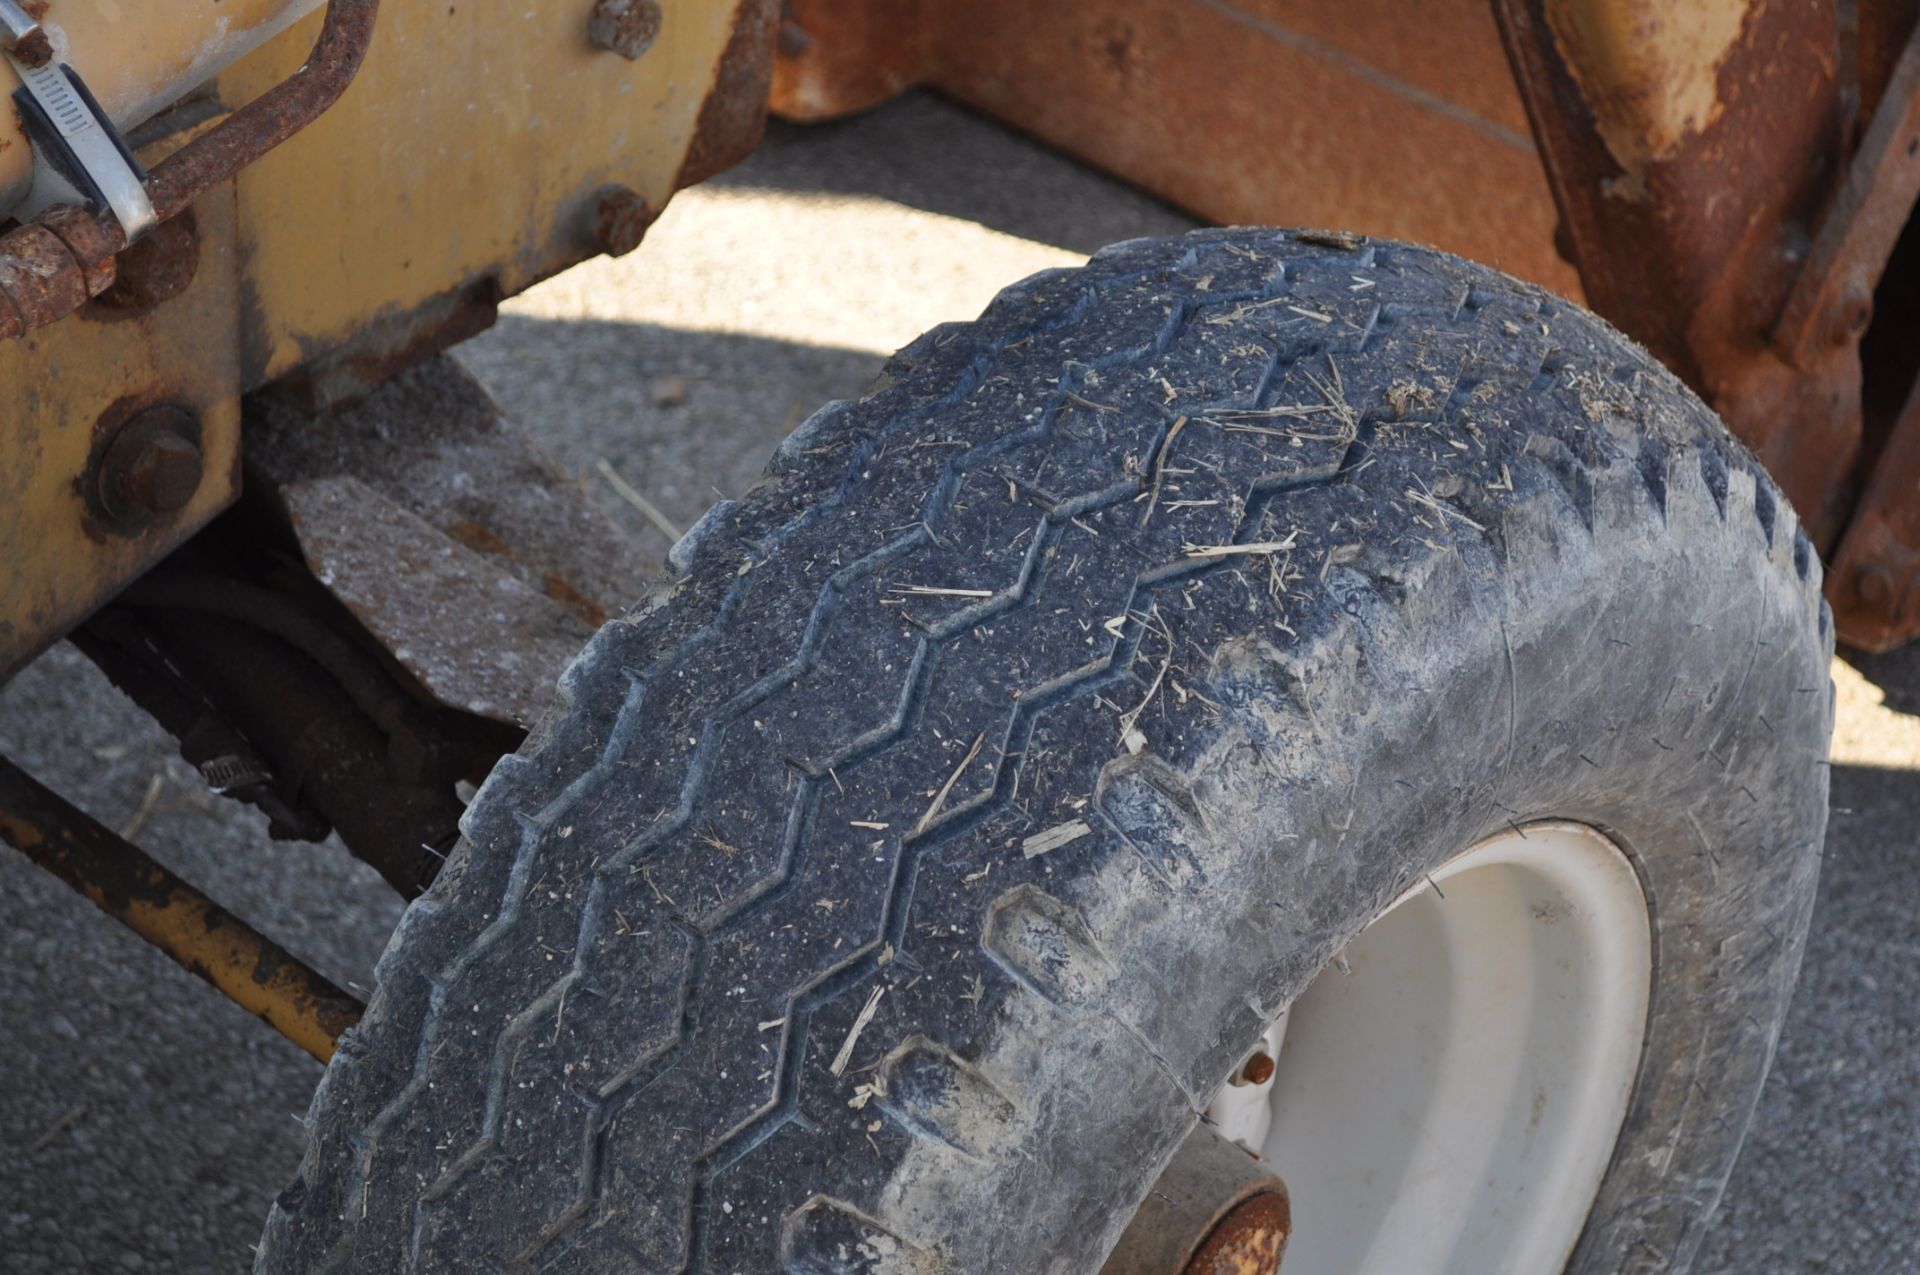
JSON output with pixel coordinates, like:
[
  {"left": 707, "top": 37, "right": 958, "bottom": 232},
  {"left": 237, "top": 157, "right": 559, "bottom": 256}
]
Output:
[
  {"left": 773, "top": 0, "right": 1582, "bottom": 297},
  {"left": 1775, "top": 27, "right": 1920, "bottom": 373},
  {"left": 0, "top": 757, "right": 364, "bottom": 1063},
  {"left": 1794, "top": 24, "right": 1920, "bottom": 648},
  {"left": 1828, "top": 373, "right": 1920, "bottom": 650},
  {"left": 1493, "top": 0, "right": 1860, "bottom": 543}
]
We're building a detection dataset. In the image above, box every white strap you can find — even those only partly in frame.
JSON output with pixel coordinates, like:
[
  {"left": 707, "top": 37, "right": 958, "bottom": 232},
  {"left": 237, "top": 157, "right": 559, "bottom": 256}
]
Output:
[{"left": 7, "top": 54, "right": 156, "bottom": 240}]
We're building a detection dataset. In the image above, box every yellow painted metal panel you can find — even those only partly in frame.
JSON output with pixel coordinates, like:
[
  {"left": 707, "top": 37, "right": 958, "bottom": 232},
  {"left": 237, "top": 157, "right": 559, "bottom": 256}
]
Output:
[
  {"left": 215, "top": 0, "right": 743, "bottom": 380},
  {"left": 0, "top": 187, "right": 242, "bottom": 675},
  {"left": 0, "top": 1, "right": 747, "bottom": 672},
  {"left": 0, "top": 0, "right": 326, "bottom": 209}
]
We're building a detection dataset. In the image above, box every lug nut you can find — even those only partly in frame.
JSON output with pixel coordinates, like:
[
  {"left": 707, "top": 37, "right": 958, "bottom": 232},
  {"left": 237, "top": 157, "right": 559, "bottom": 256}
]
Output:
[
  {"left": 97, "top": 406, "right": 204, "bottom": 523},
  {"left": 588, "top": 0, "right": 662, "bottom": 60}
]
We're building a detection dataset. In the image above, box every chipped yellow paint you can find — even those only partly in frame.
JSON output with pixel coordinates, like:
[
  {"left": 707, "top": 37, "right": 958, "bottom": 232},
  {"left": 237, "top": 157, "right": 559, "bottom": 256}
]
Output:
[
  {"left": 0, "top": 1, "right": 746, "bottom": 673},
  {"left": 220, "top": 0, "right": 742, "bottom": 381},
  {"left": 0, "top": 187, "right": 243, "bottom": 677},
  {"left": 0, "top": 0, "right": 325, "bottom": 208},
  {"left": 113, "top": 889, "right": 359, "bottom": 1062},
  {"left": 1545, "top": 0, "right": 1757, "bottom": 189}
]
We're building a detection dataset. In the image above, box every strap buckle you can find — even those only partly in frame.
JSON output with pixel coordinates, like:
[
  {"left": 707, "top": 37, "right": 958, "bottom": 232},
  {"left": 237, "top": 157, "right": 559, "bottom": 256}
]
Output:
[{"left": 6, "top": 45, "right": 157, "bottom": 241}]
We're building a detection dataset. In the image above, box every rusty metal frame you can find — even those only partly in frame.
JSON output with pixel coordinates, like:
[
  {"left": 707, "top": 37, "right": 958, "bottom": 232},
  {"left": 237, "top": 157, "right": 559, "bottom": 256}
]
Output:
[
  {"left": 0, "top": 0, "right": 776, "bottom": 682},
  {"left": 773, "top": 0, "right": 1580, "bottom": 297},
  {"left": 0, "top": 0, "right": 378, "bottom": 341},
  {"left": 1794, "top": 21, "right": 1920, "bottom": 649},
  {"left": 1491, "top": 0, "right": 1857, "bottom": 543}
]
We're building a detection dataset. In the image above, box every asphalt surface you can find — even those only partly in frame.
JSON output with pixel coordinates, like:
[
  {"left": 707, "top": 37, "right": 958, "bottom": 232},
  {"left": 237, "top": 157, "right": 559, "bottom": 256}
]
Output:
[{"left": 2, "top": 92, "right": 1916, "bottom": 1273}]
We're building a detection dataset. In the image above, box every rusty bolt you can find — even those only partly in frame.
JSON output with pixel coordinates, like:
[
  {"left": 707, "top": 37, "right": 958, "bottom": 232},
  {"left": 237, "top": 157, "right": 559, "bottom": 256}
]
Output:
[
  {"left": 592, "top": 185, "right": 655, "bottom": 258},
  {"left": 1239, "top": 1051, "right": 1276, "bottom": 1086},
  {"left": 777, "top": 17, "right": 815, "bottom": 59},
  {"left": 96, "top": 407, "right": 204, "bottom": 524},
  {"left": 588, "top": 0, "right": 662, "bottom": 60},
  {"left": 1832, "top": 277, "right": 1875, "bottom": 346},
  {"left": 96, "top": 215, "right": 200, "bottom": 312},
  {"left": 1854, "top": 563, "right": 1897, "bottom": 612},
  {"left": 1182, "top": 1190, "right": 1290, "bottom": 1275}
]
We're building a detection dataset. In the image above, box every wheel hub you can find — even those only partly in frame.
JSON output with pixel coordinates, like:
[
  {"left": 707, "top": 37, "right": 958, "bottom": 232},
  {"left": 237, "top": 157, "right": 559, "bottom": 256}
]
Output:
[
  {"left": 1206, "top": 821, "right": 1652, "bottom": 1275},
  {"left": 1101, "top": 1124, "right": 1291, "bottom": 1275},
  {"left": 1181, "top": 1190, "right": 1291, "bottom": 1275}
]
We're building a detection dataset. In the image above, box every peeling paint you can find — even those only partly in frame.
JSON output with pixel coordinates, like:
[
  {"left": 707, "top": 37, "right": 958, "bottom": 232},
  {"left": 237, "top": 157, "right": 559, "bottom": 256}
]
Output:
[{"left": 1545, "top": 0, "right": 1757, "bottom": 193}]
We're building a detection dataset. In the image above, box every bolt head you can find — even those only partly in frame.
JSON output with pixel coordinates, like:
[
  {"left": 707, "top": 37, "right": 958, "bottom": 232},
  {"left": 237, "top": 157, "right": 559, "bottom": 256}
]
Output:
[
  {"left": 97, "top": 215, "right": 200, "bottom": 312},
  {"left": 592, "top": 185, "right": 655, "bottom": 258},
  {"left": 1854, "top": 563, "right": 1897, "bottom": 611},
  {"left": 97, "top": 407, "right": 203, "bottom": 523},
  {"left": 1832, "top": 277, "right": 1875, "bottom": 345},
  {"left": 588, "top": 0, "right": 662, "bottom": 59}
]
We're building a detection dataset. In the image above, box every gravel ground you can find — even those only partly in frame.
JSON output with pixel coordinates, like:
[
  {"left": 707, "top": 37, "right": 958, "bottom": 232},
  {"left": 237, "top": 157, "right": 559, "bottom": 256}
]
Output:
[{"left": 1, "top": 92, "right": 1916, "bottom": 1273}]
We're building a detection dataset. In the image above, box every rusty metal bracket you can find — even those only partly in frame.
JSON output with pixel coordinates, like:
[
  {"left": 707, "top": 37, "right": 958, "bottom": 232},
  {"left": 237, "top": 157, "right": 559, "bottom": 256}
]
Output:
[
  {"left": 142, "top": 0, "right": 377, "bottom": 228},
  {"left": 1826, "top": 374, "right": 1920, "bottom": 649},
  {"left": 1774, "top": 25, "right": 1920, "bottom": 372},
  {"left": 1796, "top": 24, "right": 1920, "bottom": 650},
  {"left": 1493, "top": 0, "right": 1858, "bottom": 541},
  {"left": 0, "top": 0, "right": 378, "bottom": 342},
  {"left": 0, "top": 756, "right": 364, "bottom": 1063}
]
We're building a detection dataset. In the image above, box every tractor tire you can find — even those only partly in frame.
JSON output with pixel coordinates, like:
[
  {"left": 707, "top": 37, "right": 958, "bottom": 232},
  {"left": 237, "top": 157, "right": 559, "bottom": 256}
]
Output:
[{"left": 257, "top": 230, "right": 1832, "bottom": 1275}]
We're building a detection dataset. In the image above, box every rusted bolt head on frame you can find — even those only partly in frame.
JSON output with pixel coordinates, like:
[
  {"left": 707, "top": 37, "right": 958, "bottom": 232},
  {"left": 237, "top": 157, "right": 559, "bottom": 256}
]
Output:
[
  {"left": 1853, "top": 562, "right": 1898, "bottom": 612},
  {"left": 588, "top": 0, "right": 662, "bottom": 59},
  {"left": 95, "top": 406, "right": 204, "bottom": 525},
  {"left": 1830, "top": 275, "right": 1876, "bottom": 347},
  {"left": 96, "top": 215, "right": 200, "bottom": 312},
  {"left": 592, "top": 185, "right": 655, "bottom": 257}
]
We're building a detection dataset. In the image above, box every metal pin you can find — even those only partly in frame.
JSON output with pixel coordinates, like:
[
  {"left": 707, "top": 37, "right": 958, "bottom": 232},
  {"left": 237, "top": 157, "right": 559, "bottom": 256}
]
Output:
[{"left": 0, "top": 0, "right": 41, "bottom": 47}]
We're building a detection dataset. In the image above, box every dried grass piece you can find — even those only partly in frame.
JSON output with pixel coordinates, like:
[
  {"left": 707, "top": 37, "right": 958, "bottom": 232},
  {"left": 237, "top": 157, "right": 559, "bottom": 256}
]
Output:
[
  {"left": 1023, "top": 820, "right": 1092, "bottom": 859},
  {"left": 830, "top": 985, "right": 887, "bottom": 1077}
]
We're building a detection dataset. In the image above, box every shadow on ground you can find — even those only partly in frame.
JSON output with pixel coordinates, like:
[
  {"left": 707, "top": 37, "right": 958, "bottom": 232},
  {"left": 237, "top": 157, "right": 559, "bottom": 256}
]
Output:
[
  {"left": 458, "top": 316, "right": 887, "bottom": 557},
  {"left": 723, "top": 97, "right": 1195, "bottom": 256}
]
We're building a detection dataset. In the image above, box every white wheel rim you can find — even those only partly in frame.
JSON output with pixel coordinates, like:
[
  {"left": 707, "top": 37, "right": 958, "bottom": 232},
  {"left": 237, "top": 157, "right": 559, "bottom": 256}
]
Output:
[{"left": 1207, "top": 822, "right": 1652, "bottom": 1275}]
